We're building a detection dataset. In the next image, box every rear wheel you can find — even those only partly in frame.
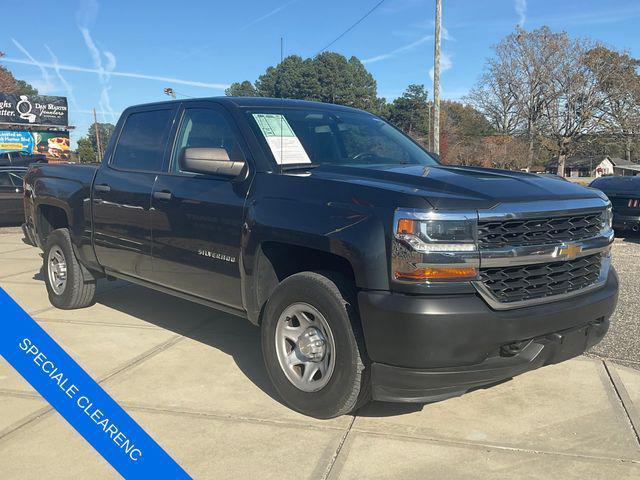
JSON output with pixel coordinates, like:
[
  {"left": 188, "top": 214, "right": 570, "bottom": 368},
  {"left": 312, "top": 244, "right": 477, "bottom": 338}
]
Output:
[
  {"left": 44, "top": 229, "right": 97, "bottom": 309},
  {"left": 261, "top": 271, "right": 370, "bottom": 418}
]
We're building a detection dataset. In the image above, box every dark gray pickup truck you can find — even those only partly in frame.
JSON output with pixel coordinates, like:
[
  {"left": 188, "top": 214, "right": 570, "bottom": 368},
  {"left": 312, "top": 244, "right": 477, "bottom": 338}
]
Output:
[{"left": 23, "top": 97, "right": 618, "bottom": 418}]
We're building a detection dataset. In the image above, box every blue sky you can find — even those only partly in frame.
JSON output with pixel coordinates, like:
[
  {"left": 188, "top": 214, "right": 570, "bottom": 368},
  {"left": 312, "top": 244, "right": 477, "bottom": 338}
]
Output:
[{"left": 3, "top": 0, "right": 640, "bottom": 145}]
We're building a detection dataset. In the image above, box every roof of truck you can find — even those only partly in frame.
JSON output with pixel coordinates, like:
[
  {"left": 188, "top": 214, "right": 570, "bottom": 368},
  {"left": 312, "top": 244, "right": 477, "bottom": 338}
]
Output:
[{"left": 126, "top": 96, "right": 368, "bottom": 114}]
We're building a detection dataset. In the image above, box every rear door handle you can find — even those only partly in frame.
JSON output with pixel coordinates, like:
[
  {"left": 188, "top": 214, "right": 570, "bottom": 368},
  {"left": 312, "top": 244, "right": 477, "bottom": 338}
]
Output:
[
  {"left": 153, "top": 190, "right": 173, "bottom": 201},
  {"left": 95, "top": 183, "right": 111, "bottom": 193}
]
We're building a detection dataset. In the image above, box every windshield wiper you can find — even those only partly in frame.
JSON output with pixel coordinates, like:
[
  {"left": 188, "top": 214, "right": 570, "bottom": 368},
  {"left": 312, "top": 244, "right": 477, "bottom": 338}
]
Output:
[{"left": 280, "top": 163, "right": 321, "bottom": 171}]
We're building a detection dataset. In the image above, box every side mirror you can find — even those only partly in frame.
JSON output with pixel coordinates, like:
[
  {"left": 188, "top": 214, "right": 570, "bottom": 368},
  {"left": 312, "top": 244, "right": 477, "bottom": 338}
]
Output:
[{"left": 180, "top": 147, "right": 245, "bottom": 177}]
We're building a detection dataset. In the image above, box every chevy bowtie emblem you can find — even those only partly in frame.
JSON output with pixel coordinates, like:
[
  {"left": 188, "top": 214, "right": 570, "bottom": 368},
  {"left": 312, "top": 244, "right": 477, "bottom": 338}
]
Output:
[{"left": 557, "top": 243, "right": 582, "bottom": 260}]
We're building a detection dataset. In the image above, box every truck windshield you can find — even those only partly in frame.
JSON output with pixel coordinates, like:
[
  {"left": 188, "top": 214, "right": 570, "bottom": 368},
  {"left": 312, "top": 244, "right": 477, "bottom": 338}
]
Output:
[{"left": 245, "top": 108, "right": 438, "bottom": 169}]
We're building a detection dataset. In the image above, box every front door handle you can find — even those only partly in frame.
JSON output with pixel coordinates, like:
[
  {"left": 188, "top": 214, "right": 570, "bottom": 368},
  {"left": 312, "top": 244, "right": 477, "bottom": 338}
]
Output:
[
  {"left": 153, "top": 190, "right": 173, "bottom": 201},
  {"left": 95, "top": 183, "right": 111, "bottom": 193}
]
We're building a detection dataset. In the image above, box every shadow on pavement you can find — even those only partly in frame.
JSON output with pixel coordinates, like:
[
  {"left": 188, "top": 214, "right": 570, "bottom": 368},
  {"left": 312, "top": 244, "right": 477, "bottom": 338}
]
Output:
[{"left": 27, "top": 267, "right": 513, "bottom": 419}]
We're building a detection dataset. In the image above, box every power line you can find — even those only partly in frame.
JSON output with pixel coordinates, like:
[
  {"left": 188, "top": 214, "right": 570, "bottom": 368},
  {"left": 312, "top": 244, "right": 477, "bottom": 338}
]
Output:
[{"left": 316, "top": 0, "right": 386, "bottom": 55}]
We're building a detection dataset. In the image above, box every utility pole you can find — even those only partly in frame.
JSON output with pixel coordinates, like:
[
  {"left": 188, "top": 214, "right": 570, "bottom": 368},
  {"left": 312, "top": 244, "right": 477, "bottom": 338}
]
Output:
[
  {"left": 432, "top": 0, "right": 441, "bottom": 155},
  {"left": 93, "top": 108, "right": 103, "bottom": 162}
]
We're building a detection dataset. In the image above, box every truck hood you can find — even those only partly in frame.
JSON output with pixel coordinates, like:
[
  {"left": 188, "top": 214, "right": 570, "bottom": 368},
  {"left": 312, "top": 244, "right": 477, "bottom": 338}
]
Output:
[{"left": 306, "top": 164, "right": 605, "bottom": 210}]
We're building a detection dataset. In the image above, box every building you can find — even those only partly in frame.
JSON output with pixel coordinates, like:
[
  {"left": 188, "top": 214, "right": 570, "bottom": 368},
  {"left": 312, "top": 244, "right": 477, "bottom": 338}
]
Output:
[
  {"left": 546, "top": 155, "right": 639, "bottom": 177},
  {"left": 0, "top": 93, "right": 73, "bottom": 164}
]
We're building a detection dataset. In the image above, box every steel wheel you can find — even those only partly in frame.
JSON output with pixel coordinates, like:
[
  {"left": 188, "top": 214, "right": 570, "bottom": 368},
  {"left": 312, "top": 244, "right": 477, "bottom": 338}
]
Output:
[
  {"left": 275, "top": 302, "right": 336, "bottom": 392},
  {"left": 47, "top": 245, "right": 67, "bottom": 295}
]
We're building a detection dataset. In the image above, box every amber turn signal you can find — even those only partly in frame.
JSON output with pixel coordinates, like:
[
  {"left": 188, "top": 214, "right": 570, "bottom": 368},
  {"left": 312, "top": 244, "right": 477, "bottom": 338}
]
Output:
[
  {"left": 395, "top": 266, "right": 478, "bottom": 281},
  {"left": 397, "top": 218, "right": 416, "bottom": 235}
]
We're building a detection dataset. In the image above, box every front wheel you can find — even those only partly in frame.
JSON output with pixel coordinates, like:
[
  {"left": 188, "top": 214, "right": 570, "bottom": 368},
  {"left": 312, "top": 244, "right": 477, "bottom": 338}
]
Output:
[
  {"left": 261, "top": 271, "right": 370, "bottom": 418},
  {"left": 44, "top": 229, "right": 97, "bottom": 309}
]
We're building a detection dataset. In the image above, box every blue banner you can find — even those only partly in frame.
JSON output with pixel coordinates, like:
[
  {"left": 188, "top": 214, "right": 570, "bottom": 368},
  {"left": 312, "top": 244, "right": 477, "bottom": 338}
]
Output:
[{"left": 0, "top": 288, "right": 191, "bottom": 479}]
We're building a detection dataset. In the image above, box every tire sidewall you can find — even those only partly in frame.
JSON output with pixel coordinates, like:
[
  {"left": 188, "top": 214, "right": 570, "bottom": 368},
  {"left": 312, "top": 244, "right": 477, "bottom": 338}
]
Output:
[
  {"left": 44, "top": 229, "right": 79, "bottom": 308},
  {"left": 261, "top": 273, "right": 363, "bottom": 418}
]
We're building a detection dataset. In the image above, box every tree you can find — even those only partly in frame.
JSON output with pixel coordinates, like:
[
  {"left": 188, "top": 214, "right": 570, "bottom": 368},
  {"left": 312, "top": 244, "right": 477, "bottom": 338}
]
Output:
[
  {"left": 584, "top": 46, "right": 640, "bottom": 162},
  {"left": 387, "top": 84, "right": 430, "bottom": 141},
  {"left": 76, "top": 122, "right": 115, "bottom": 163},
  {"left": 468, "top": 27, "right": 567, "bottom": 168},
  {"left": 540, "top": 36, "right": 606, "bottom": 176},
  {"left": 76, "top": 137, "right": 95, "bottom": 163},
  {"left": 230, "top": 52, "right": 380, "bottom": 112},
  {"left": 225, "top": 80, "right": 258, "bottom": 97},
  {"left": 0, "top": 52, "right": 38, "bottom": 95},
  {"left": 439, "top": 101, "right": 494, "bottom": 165}
]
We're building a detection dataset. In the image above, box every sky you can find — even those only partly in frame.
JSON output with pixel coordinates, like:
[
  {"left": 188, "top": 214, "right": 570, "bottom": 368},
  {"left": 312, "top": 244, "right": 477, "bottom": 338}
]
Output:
[{"left": 2, "top": 0, "right": 640, "bottom": 146}]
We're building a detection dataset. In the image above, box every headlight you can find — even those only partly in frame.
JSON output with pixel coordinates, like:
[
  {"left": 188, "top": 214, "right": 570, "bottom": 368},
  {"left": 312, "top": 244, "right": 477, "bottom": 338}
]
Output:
[
  {"left": 602, "top": 205, "right": 613, "bottom": 232},
  {"left": 393, "top": 209, "right": 479, "bottom": 282}
]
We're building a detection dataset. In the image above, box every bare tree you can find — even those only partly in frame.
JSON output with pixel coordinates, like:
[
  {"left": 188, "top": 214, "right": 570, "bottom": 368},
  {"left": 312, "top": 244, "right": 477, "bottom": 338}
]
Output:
[
  {"left": 541, "top": 36, "right": 606, "bottom": 177},
  {"left": 584, "top": 46, "right": 640, "bottom": 162},
  {"left": 467, "top": 68, "right": 521, "bottom": 135},
  {"left": 468, "top": 27, "right": 566, "bottom": 168}
]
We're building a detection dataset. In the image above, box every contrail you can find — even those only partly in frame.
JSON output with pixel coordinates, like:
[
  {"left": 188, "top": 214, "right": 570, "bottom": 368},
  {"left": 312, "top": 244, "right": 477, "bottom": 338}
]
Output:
[
  {"left": 515, "top": 0, "right": 527, "bottom": 26},
  {"left": 363, "top": 34, "right": 432, "bottom": 64},
  {"left": 11, "top": 39, "right": 55, "bottom": 93},
  {"left": 242, "top": 0, "right": 299, "bottom": 30},
  {"left": 45, "top": 45, "right": 79, "bottom": 111},
  {"left": 1, "top": 57, "right": 229, "bottom": 90}
]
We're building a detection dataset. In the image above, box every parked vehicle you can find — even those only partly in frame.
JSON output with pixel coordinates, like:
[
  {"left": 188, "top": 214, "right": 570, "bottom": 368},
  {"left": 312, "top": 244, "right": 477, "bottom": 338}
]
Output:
[
  {"left": 590, "top": 176, "right": 640, "bottom": 233},
  {"left": 22, "top": 98, "right": 618, "bottom": 418},
  {"left": 0, "top": 150, "right": 47, "bottom": 166},
  {"left": 0, "top": 166, "right": 28, "bottom": 225}
]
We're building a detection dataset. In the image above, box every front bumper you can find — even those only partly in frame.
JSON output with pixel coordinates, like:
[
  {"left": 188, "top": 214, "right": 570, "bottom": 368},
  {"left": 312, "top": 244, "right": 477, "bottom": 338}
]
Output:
[{"left": 358, "top": 269, "right": 618, "bottom": 403}]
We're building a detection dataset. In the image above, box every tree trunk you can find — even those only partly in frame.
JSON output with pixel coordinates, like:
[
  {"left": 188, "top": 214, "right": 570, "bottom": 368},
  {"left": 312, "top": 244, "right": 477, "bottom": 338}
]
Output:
[
  {"left": 528, "top": 134, "right": 535, "bottom": 171},
  {"left": 557, "top": 153, "right": 566, "bottom": 177},
  {"left": 625, "top": 133, "right": 632, "bottom": 163}
]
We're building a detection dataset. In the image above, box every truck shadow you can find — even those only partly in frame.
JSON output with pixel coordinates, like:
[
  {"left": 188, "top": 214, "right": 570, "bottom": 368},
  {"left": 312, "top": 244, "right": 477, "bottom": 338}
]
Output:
[{"left": 28, "top": 271, "right": 464, "bottom": 418}]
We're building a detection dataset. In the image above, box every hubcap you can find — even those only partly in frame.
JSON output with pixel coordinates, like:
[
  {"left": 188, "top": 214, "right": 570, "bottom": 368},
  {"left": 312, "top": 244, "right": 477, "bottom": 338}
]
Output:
[
  {"left": 47, "top": 246, "right": 67, "bottom": 295},
  {"left": 275, "top": 303, "right": 336, "bottom": 392}
]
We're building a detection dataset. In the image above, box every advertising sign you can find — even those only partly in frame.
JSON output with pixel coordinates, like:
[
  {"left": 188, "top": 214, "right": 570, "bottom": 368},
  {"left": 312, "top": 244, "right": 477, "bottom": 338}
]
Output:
[
  {"left": 0, "top": 129, "right": 70, "bottom": 161},
  {"left": 0, "top": 93, "right": 68, "bottom": 126}
]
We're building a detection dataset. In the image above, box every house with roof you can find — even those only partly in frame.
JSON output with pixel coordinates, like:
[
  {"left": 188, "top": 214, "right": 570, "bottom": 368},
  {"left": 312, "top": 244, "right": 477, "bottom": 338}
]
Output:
[{"left": 545, "top": 155, "right": 639, "bottom": 177}]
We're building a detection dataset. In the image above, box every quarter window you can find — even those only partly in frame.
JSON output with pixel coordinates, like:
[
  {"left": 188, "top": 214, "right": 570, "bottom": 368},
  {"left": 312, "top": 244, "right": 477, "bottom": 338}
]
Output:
[{"left": 112, "top": 109, "right": 174, "bottom": 172}]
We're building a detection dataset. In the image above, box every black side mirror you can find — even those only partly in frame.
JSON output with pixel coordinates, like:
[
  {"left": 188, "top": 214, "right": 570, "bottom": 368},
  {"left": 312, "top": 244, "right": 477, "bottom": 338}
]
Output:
[{"left": 180, "top": 147, "right": 245, "bottom": 177}]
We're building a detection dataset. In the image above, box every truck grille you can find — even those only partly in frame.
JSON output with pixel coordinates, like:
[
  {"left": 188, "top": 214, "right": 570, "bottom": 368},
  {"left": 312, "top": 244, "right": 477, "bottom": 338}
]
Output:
[
  {"left": 479, "top": 253, "right": 602, "bottom": 304},
  {"left": 478, "top": 212, "right": 602, "bottom": 249}
]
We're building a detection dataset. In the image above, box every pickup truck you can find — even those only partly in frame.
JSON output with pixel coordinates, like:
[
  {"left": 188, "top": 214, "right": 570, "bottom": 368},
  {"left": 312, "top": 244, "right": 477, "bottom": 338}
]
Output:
[{"left": 22, "top": 97, "right": 619, "bottom": 418}]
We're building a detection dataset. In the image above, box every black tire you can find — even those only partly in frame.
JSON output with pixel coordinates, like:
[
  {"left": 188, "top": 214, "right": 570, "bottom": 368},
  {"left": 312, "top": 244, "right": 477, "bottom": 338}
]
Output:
[
  {"left": 43, "top": 229, "right": 97, "bottom": 309},
  {"left": 261, "top": 271, "right": 370, "bottom": 418}
]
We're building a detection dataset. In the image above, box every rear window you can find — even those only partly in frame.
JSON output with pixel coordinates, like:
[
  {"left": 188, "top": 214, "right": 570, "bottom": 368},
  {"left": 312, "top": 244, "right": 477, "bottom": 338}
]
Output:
[{"left": 112, "top": 109, "right": 174, "bottom": 172}]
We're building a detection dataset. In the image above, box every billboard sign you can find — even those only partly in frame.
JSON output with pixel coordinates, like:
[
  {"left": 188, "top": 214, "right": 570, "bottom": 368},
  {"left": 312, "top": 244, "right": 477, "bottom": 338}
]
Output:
[
  {"left": 0, "top": 129, "right": 70, "bottom": 161},
  {"left": 0, "top": 93, "right": 68, "bottom": 126}
]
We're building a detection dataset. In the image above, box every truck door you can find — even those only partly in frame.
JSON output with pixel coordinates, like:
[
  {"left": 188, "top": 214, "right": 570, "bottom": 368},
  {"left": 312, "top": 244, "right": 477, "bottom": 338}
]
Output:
[
  {"left": 92, "top": 106, "right": 177, "bottom": 279},
  {"left": 150, "top": 103, "right": 251, "bottom": 309}
]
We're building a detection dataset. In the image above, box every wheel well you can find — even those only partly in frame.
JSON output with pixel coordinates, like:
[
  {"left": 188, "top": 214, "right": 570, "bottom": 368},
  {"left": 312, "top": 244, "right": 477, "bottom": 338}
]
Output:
[
  {"left": 37, "top": 205, "right": 69, "bottom": 245},
  {"left": 253, "top": 242, "right": 356, "bottom": 323}
]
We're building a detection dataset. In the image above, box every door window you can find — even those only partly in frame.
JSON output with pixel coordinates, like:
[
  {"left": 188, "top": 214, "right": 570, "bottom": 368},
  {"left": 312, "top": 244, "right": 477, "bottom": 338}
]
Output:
[
  {"left": 171, "top": 108, "right": 245, "bottom": 173},
  {"left": 112, "top": 109, "right": 174, "bottom": 172}
]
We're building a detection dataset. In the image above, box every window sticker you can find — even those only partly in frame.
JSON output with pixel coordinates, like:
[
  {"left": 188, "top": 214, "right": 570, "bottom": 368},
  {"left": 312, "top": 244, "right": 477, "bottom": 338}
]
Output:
[{"left": 252, "top": 113, "right": 311, "bottom": 164}]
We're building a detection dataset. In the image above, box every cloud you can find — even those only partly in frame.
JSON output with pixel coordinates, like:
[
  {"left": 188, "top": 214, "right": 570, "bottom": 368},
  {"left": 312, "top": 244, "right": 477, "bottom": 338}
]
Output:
[
  {"left": 242, "top": 0, "right": 299, "bottom": 30},
  {"left": 11, "top": 39, "right": 56, "bottom": 94},
  {"left": 362, "top": 34, "right": 432, "bottom": 64},
  {"left": 2, "top": 57, "right": 230, "bottom": 90},
  {"left": 515, "top": 0, "right": 527, "bottom": 26},
  {"left": 429, "top": 52, "right": 452, "bottom": 80}
]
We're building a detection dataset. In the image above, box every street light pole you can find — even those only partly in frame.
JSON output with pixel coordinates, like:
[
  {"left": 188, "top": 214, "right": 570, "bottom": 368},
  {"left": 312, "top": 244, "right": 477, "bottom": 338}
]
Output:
[{"left": 432, "top": 0, "right": 441, "bottom": 156}]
